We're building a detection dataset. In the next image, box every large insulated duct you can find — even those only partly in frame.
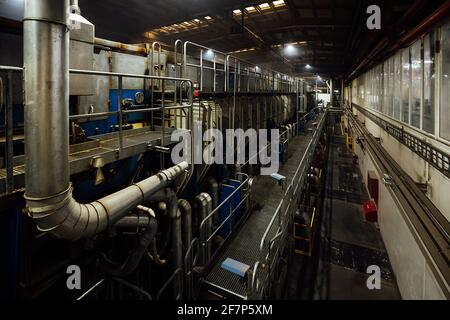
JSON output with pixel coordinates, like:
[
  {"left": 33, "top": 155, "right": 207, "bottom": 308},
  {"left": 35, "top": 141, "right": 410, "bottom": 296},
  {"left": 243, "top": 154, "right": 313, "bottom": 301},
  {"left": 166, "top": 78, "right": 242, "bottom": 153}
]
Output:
[
  {"left": 23, "top": 0, "right": 188, "bottom": 241},
  {"left": 147, "top": 189, "right": 183, "bottom": 299},
  {"left": 195, "top": 193, "right": 213, "bottom": 266},
  {"left": 207, "top": 177, "right": 219, "bottom": 227},
  {"left": 178, "top": 199, "right": 193, "bottom": 299}
]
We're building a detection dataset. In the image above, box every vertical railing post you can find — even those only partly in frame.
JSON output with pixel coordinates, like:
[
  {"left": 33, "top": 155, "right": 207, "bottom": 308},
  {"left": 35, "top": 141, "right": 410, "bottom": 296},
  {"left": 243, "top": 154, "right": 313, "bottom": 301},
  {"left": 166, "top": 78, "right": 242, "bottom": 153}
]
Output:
[
  {"left": 200, "top": 49, "right": 203, "bottom": 92},
  {"left": 5, "top": 71, "right": 14, "bottom": 193},
  {"left": 118, "top": 76, "right": 123, "bottom": 152},
  {"left": 213, "top": 53, "right": 216, "bottom": 93},
  {"left": 161, "top": 79, "right": 165, "bottom": 145}
]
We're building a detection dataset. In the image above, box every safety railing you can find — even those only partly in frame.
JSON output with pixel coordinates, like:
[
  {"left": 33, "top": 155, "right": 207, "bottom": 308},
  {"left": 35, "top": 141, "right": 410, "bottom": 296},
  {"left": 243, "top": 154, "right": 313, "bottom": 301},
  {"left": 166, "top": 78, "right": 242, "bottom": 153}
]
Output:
[
  {"left": 225, "top": 55, "right": 295, "bottom": 94},
  {"left": 251, "top": 110, "right": 327, "bottom": 299},
  {"left": 183, "top": 41, "right": 228, "bottom": 93},
  {"left": 199, "top": 172, "right": 251, "bottom": 267},
  {"left": 0, "top": 66, "right": 23, "bottom": 194},
  {"left": 0, "top": 65, "right": 195, "bottom": 194},
  {"left": 234, "top": 121, "right": 299, "bottom": 174}
]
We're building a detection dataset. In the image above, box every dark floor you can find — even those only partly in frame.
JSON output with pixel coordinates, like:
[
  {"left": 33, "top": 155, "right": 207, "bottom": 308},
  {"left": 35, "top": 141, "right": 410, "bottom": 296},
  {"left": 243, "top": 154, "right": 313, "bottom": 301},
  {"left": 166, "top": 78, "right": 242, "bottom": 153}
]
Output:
[{"left": 286, "top": 121, "right": 401, "bottom": 300}]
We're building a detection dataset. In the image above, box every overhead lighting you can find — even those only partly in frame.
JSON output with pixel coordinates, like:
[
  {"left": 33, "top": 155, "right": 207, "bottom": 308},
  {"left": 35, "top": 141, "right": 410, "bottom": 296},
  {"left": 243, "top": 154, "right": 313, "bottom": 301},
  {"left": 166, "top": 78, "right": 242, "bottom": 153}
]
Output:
[
  {"left": 233, "top": 9, "right": 242, "bottom": 15},
  {"left": 194, "top": 19, "right": 201, "bottom": 23},
  {"left": 272, "top": 0, "right": 285, "bottom": 7},
  {"left": 246, "top": 6, "right": 256, "bottom": 12},
  {"left": 283, "top": 44, "right": 299, "bottom": 57},
  {"left": 204, "top": 16, "right": 212, "bottom": 20},
  {"left": 259, "top": 3, "right": 270, "bottom": 10},
  {"left": 305, "top": 64, "right": 312, "bottom": 69}
]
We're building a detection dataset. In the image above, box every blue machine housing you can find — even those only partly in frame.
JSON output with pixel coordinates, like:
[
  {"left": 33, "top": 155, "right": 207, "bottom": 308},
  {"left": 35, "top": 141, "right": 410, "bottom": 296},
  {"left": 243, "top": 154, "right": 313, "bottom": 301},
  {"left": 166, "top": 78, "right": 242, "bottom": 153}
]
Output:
[
  {"left": 79, "top": 90, "right": 146, "bottom": 137},
  {"left": 218, "top": 179, "right": 242, "bottom": 239}
]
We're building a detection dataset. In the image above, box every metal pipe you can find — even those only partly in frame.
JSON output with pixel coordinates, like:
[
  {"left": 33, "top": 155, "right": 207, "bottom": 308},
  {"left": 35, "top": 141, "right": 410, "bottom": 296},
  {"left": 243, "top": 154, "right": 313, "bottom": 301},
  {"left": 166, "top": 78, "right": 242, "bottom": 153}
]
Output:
[
  {"left": 195, "top": 193, "right": 212, "bottom": 266},
  {"left": 70, "top": 0, "right": 80, "bottom": 14},
  {"left": 178, "top": 199, "right": 193, "bottom": 299},
  {"left": 23, "top": 0, "right": 189, "bottom": 241},
  {"left": 103, "top": 210, "right": 157, "bottom": 277},
  {"left": 207, "top": 177, "right": 219, "bottom": 226},
  {"left": 94, "top": 37, "right": 148, "bottom": 56},
  {"left": 147, "top": 189, "right": 183, "bottom": 299}
]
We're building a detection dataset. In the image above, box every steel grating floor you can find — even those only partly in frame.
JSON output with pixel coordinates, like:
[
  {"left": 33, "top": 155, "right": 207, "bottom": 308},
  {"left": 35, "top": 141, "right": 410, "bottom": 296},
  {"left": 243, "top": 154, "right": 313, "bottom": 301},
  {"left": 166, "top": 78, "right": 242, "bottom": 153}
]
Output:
[{"left": 203, "top": 117, "right": 322, "bottom": 299}]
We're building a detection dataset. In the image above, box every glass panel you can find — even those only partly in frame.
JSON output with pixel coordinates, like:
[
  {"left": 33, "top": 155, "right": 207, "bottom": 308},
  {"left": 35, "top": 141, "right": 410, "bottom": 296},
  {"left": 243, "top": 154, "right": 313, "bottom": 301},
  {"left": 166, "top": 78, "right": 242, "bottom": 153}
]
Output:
[
  {"left": 402, "top": 48, "right": 411, "bottom": 123},
  {"left": 410, "top": 40, "right": 422, "bottom": 128},
  {"left": 394, "top": 52, "right": 402, "bottom": 120},
  {"left": 383, "top": 61, "right": 389, "bottom": 114},
  {"left": 423, "top": 33, "right": 435, "bottom": 134},
  {"left": 388, "top": 57, "right": 394, "bottom": 117},
  {"left": 440, "top": 23, "right": 450, "bottom": 140}
]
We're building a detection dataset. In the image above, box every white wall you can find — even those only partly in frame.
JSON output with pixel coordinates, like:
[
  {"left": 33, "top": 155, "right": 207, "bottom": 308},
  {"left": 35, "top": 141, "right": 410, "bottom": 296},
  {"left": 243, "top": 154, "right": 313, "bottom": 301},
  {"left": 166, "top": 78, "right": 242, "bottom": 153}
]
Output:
[
  {"left": 353, "top": 137, "right": 447, "bottom": 300},
  {"left": 354, "top": 108, "right": 450, "bottom": 222}
]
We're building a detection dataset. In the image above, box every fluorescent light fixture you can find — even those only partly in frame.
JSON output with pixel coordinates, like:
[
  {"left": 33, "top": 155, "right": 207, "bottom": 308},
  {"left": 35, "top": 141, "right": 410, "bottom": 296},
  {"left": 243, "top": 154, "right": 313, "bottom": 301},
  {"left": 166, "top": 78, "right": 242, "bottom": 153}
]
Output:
[
  {"left": 272, "top": 0, "right": 285, "bottom": 7},
  {"left": 246, "top": 6, "right": 256, "bottom": 12},
  {"left": 233, "top": 9, "right": 242, "bottom": 15},
  {"left": 205, "top": 16, "right": 212, "bottom": 20},
  {"left": 194, "top": 19, "right": 201, "bottom": 22},
  {"left": 259, "top": 3, "right": 270, "bottom": 10}
]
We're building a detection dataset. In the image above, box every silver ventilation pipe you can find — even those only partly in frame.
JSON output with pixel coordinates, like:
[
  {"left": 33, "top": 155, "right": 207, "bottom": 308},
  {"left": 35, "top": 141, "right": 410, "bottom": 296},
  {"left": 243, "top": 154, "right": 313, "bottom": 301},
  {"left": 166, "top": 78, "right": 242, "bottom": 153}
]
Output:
[
  {"left": 195, "top": 193, "right": 212, "bottom": 266},
  {"left": 23, "top": 0, "right": 188, "bottom": 241},
  {"left": 70, "top": 0, "right": 80, "bottom": 14},
  {"left": 148, "top": 189, "right": 183, "bottom": 299},
  {"left": 207, "top": 177, "right": 219, "bottom": 226},
  {"left": 178, "top": 199, "right": 193, "bottom": 299}
]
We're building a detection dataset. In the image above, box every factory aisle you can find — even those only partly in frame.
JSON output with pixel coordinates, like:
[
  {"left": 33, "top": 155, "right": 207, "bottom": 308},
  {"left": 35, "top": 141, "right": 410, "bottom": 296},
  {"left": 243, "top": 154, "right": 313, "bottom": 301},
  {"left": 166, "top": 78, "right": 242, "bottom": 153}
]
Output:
[{"left": 286, "top": 119, "right": 401, "bottom": 300}]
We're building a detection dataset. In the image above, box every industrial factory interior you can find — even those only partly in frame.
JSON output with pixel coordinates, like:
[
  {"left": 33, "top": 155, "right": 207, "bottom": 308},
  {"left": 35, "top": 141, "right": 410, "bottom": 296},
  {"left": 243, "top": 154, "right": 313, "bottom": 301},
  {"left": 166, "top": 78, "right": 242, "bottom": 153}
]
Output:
[{"left": 0, "top": 0, "right": 450, "bottom": 304}]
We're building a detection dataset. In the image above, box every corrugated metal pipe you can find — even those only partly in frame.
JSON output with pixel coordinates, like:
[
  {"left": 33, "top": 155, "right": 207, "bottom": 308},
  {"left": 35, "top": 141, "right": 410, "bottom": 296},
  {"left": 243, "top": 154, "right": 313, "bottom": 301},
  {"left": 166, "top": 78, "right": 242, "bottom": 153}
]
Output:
[{"left": 23, "top": 0, "right": 188, "bottom": 241}]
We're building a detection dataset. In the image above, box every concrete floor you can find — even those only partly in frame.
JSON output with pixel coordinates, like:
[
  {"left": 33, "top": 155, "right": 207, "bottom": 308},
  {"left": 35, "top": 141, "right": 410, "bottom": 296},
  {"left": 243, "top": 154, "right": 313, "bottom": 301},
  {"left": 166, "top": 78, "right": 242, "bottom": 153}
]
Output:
[{"left": 286, "top": 121, "right": 401, "bottom": 300}]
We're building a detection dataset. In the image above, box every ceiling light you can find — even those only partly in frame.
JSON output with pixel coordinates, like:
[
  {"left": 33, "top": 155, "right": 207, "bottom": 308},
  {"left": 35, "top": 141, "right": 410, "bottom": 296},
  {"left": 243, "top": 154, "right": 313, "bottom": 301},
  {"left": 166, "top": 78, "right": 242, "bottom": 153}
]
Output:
[
  {"left": 204, "top": 16, "right": 212, "bottom": 20},
  {"left": 233, "top": 9, "right": 242, "bottom": 15},
  {"left": 194, "top": 19, "right": 201, "bottom": 22},
  {"left": 283, "top": 44, "right": 299, "bottom": 57},
  {"left": 259, "top": 3, "right": 270, "bottom": 10},
  {"left": 246, "top": 6, "right": 256, "bottom": 12},
  {"left": 272, "top": 0, "right": 285, "bottom": 7},
  {"left": 305, "top": 64, "right": 312, "bottom": 69}
]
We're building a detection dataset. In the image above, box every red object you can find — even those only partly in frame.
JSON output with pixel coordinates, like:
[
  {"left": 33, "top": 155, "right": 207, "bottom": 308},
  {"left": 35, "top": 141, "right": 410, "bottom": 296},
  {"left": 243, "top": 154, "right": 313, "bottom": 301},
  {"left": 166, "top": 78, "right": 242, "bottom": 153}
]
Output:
[
  {"left": 363, "top": 199, "right": 378, "bottom": 223},
  {"left": 194, "top": 89, "right": 200, "bottom": 98},
  {"left": 367, "top": 171, "right": 379, "bottom": 205}
]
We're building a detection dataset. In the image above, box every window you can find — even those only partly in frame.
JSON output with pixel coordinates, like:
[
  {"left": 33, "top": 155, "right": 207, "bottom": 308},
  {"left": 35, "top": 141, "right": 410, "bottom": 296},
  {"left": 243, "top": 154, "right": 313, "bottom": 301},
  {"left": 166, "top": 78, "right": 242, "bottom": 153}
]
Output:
[
  {"left": 423, "top": 33, "right": 435, "bottom": 134},
  {"left": 401, "top": 48, "right": 411, "bottom": 123},
  {"left": 410, "top": 40, "right": 422, "bottom": 128},
  {"left": 383, "top": 61, "right": 389, "bottom": 114},
  {"left": 394, "top": 52, "right": 402, "bottom": 120},
  {"left": 440, "top": 23, "right": 450, "bottom": 140},
  {"left": 388, "top": 56, "right": 395, "bottom": 117}
]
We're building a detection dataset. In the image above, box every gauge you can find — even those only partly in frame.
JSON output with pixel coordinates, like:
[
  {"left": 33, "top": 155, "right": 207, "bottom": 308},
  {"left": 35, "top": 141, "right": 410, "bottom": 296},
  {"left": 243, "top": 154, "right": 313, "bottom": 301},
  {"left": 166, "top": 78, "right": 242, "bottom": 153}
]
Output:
[{"left": 135, "top": 91, "right": 145, "bottom": 105}]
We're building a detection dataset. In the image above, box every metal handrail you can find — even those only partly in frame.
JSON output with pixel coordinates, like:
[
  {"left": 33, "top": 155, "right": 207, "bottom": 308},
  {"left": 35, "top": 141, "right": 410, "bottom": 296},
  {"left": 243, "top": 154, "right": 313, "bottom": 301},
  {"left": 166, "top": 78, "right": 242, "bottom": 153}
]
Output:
[
  {"left": 183, "top": 41, "right": 228, "bottom": 93},
  {"left": 0, "top": 65, "right": 196, "bottom": 195},
  {"left": 199, "top": 172, "right": 250, "bottom": 265},
  {"left": 251, "top": 111, "right": 327, "bottom": 299}
]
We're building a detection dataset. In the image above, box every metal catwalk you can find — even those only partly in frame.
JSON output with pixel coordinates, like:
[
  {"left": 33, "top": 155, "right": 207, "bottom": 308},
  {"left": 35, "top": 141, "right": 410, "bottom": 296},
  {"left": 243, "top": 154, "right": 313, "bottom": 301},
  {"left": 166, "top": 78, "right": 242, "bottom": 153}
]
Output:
[{"left": 202, "top": 116, "right": 323, "bottom": 299}]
